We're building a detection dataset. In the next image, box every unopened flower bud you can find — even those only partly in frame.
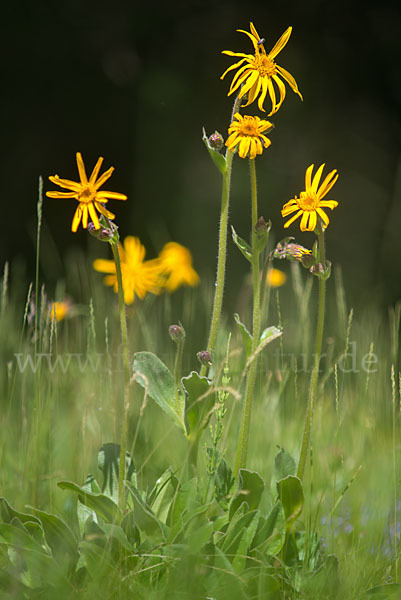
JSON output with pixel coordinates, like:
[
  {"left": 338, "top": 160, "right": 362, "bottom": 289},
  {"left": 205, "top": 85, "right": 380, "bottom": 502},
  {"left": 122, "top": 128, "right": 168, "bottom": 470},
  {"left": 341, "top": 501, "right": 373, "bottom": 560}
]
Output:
[
  {"left": 197, "top": 350, "right": 212, "bottom": 366},
  {"left": 169, "top": 324, "right": 186, "bottom": 343},
  {"left": 208, "top": 131, "right": 224, "bottom": 151},
  {"left": 88, "top": 222, "right": 114, "bottom": 242}
]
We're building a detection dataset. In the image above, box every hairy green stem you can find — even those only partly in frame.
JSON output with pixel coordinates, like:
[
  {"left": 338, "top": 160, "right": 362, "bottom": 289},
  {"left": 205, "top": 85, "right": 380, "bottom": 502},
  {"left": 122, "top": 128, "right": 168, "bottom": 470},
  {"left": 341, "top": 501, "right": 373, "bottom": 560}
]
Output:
[
  {"left": 173, "top": 337, "right": 184, "bottom": 417},
  {"left": 297, "top": 227, "right": 326, "bottom": 481},
  {"left": 234, "top": 158, "right": 262, "bottom": 476},
  {"left": 200, "top": 95, "right": 242, "bottom": 377},
  {"left": 111, "top": 240, "right": 131, "bottom": 513}
]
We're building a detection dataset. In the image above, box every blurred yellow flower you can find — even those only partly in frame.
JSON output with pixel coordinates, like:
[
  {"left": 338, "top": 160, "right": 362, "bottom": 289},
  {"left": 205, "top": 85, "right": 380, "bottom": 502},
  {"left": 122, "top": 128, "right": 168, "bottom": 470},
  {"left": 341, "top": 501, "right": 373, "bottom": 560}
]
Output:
[
  {"left": 226, "top": 113, "right": 273, "bottom": 159},
  {"left": 221, "top": 22, "right": 303, "bottom": 115},
  {"left": 93, "top": 236, "right": 161, "bottom": 304},
  {"left": 282, "top": 164, "right": 339, "bottom": 232},
  {"left": 267, "top": 268, "right": 287, "bottom": 288},
  {"left": 49, "top": 300, "right": 71, "bottom": 321},
  {"left": 159, "top": 242, "right": 199, "bottom": 292},
  {"left": 46, "top": 152, "right": 127, "bottom": 232}
]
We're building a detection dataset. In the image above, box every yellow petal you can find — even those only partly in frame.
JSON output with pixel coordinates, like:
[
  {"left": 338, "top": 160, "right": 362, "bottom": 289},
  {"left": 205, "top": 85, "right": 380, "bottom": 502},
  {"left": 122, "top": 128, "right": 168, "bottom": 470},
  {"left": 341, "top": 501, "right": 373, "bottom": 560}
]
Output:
[
  {"left": 300, "top": 211, "right": 310, "bottom": 231},
  {"left": 276, "top": 65, "right": 303, "bottom": 99},
  {"left": 46, "top": 191, "right": 77, "bottom": 198},
  {"left": 93, "top": 259, "right": 116, "bottom": 273},
  {"left": 76, "top": 153, "right": 88, "bottom": 185},
  {"left": 268, "top": 27, "right": 292, "bottom": 60},
  {"left": 48, "top": 176, "right": 81, "bottom": 191},
  {"left": 312, "top": 164, "right": 325, "bottom": 193},
  {"left": 283, "top": 209, "right": 303, "bottom": 228},
  {"left": 88, "top": 202, "right": 100, "bottom": 229},
  {"left": 317, "top": 171, "right": 338, "bottom": 199},
  {"left": 82, "top": 204, "right": 88, "bottom": 229},
  {"left": 316, "top": 207, "right": 330, "bottom": 226},
  {"left": 71, "top": 205, "right": 82, "bottom": 232},
  {"left": 93, "top": 166, "right": 114, "bottom": 190},
  {"left": 89, "top": 156, "right": 104, "bottom": 184},
  {"left": 305, "top": 164, "right": 314, "bottom": 190},
  {"left": 96, "top": 191, "right": 127, "bottom": 201}
]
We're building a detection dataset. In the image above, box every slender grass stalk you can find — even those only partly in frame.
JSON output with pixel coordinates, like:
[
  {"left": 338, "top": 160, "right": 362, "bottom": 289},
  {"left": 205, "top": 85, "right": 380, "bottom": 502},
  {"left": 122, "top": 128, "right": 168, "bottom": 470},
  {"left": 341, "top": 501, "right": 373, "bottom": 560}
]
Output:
[
  {"left": 297, "top": 226, "right": 326, "bottom": 481},
  {"left": 1, "top": 261, "right": 9, "bottom": 316},
  {"left": 200, "top": 95, "right": 242, "bottom": 377},
  {"left": 234, "top": 158, "right": 263, "bottom": 476},
  {"left": 110, "top": 240, "right": 130, "bottom": 513},
  {"left": 391, "top": 365, "right": 399, "bottom": 580}
]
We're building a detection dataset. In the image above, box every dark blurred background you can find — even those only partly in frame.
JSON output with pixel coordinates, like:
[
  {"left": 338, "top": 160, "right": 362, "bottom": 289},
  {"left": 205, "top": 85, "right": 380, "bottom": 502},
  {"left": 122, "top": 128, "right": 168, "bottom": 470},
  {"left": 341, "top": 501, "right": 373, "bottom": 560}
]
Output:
[{"left": 2, "top": 0, "right": 401, "bottom": 309}]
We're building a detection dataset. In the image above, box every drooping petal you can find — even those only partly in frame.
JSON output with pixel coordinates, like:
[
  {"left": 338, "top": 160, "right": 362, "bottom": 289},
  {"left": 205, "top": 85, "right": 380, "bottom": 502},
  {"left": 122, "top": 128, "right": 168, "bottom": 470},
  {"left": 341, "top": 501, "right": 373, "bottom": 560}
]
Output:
[
  {"left": 220, "top": 57, "right": 248, "bottom": 79},
  {"left": 316, "top": 207, "right": 330, "bottom": 226},
  {"left": 300, "top": 211, "right": 310, "bottom": 231},
  {"left": 308, "top": 210, "right": 317, "bottom": 231},
  {"left": 266, "top": 78, "right": 277, "bottom": 115},
  {"left": 81, "top": 204, "right": 88, "bottom": 229},
  {"left": 281, "top": 201, "right": 300, "bottom": 217},
  {"left": 272, "top": 74, "right": 287, "bottom": 113},
  {"left": 228, "top": 66, "right": 253, "bottom": 95},
  {"left": 95, "top": 202, "right": 115, "bottom": 219},
  {"left": 257, "top": 77, "right": 269, "bottom": 112},
  {"left": 88, "top": 202, "right": 100, "bottom": 229},
  {"left": 276, "top": 65, "right": 303, "bottom": 99},
  {"left": 237, "top": 28, "right": 260, "bottom": 53},
  {"left": 71, "top": 205, "right": 83, "bottom": 232},
  {"left": 268, "top": 27, "right": 292, "bottom": 60}
]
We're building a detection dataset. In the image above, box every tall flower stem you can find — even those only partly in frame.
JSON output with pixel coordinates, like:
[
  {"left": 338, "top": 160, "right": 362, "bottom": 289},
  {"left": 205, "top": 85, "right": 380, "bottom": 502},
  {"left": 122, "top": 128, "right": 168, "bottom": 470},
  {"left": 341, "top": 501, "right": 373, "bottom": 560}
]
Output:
[
  {"left": 297, "top": 226, "right": 326, "bottom": 480},
  {"left": 234, "top": 158, "right": 262, "bottom": 476},
  {"left": 110, "top": 239, "right": 131, "bottom": 513},
  {"left": 200, "top": 95, "right": 242, "bottom": 378}
]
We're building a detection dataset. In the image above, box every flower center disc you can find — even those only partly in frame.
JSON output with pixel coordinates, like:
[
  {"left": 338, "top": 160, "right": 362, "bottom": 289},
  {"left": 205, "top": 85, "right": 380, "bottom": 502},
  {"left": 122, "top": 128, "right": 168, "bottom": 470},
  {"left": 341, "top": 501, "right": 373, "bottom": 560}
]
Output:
[
  {"left": 255, "top": 55, "right": 276, "bottom": 77},
  {"left": 78, "top": 186, "right": 96, "bottom": 203},
  {"left": 298, "top": 191, "right": 318, "bottom": 211},
  {"left": 240, "top": 122, "right": 259, "bottom": 137}
]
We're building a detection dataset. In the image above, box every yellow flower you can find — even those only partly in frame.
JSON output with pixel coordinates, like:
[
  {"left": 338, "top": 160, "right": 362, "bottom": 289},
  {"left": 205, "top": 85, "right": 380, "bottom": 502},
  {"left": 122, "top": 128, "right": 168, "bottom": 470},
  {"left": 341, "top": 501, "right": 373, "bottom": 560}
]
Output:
[
  {"left": 49, "top": 300, "right": 71, "bottom": 321},
  {"left": 93, "top": 236, "right": 162, "bottom": 304},
  {"left": 221, "top": 22, "right": 303, "bottom": 115},
  {"left": 226, "top": 113, "right": 273, "bottom": 159},
  {"left": 267, "top": 268, "right": 287, "bottom": 288},
  {"left": 158, "top": 242, "right": 200, "bottom": 292},
  {"left": 46, "top": 152, "right": 127, "bottom": 232},
  {"left": 282, "top": 164, "right": 339, "bottom": 232}
]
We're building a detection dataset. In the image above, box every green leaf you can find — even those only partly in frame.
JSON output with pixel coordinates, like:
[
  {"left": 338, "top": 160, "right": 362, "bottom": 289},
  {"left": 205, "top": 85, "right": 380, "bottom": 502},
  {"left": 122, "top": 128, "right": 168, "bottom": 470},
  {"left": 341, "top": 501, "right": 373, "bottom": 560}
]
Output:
[
  {"left": 251, "top": 501, "right": 286, "bottom": 555},
  {"left": 76, "top": 474, "right": 101, "bottom": 535},
  {"left": 231, "top": 226, "right": 252, "bottom": 262},
  {"left": 202, "top": 127, "right": 227, "bottom": 175},
  {"left": 221, "top": 508, "right": 259, "bottom": 558},
  {"left": 57, "top": 480, "right": 121, "bottom": 524},
  {"left": 366, "top": 584, "right": 401, "bottom": 598},
  {"left": 182, "top": 371, "right": 215, "bottom": 438},
  {"left": 125, "top": 481, "right": 167, "bottom": 542},
  {"left": 234, "top": 313, "right": 253, "bottom": 357},
  {"left": 147, "top": 467, "right": 178, "bottom": 521},
  {"left": 25, "top": 507, "right": 79, "bottom": 570},
  {"left": 133, "top": 351, "right": 185, "bottom": 431},
  {"left": 276, "top": 475, "right": 304, "bottom": 529},
  {"left": 229, "top": 469, "right": 265, "bottom": 520},
  {"left": 259, "top": 325, "right": 282, "bottom": 346},
  {"left": 0, "top": 497, "right": 40, "bottom": 525},
  {"left": 274, "top": 447, "right": 296, "bottom": 481},
  {"left": 98, "top": 443, "right": 136, "bottom": 506},
  {"left": 206, "top": 448, "right": 235, "bottom": 508}
]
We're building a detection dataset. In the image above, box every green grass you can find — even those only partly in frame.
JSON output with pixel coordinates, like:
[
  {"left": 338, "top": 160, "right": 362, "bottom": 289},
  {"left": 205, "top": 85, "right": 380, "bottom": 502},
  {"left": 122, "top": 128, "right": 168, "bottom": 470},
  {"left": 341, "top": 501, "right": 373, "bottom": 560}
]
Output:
[{"left": 0, "top": 245, "right": 400, "bottom": 599}]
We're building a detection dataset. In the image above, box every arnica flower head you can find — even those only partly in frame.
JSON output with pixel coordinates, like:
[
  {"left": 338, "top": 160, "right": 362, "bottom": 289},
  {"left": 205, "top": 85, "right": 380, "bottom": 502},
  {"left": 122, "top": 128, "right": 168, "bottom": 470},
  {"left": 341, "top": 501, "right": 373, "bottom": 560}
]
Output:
[
  {"left": 221, "top": 22, "right": 303, "bottom": 115},
  {"left": 158, "top": 242, "right": 199, "bottom": 293},
  {"left": 93, "top": 236, "right": 161, "bottom": 304},
  {"left": 46, "top": 153, "right": 127, "bottom": 232},
  {"left": 226, "top": 113, "right": 273, "bottom": 159},
  {"left": 49, "top": 300, "right": 71, "bottom": 322},
  {"left": 267, "top": 268, "right": 287, "bottom": 288},
  {"left": 282, "top": 164, "right": 339, "bottom": 232}
]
